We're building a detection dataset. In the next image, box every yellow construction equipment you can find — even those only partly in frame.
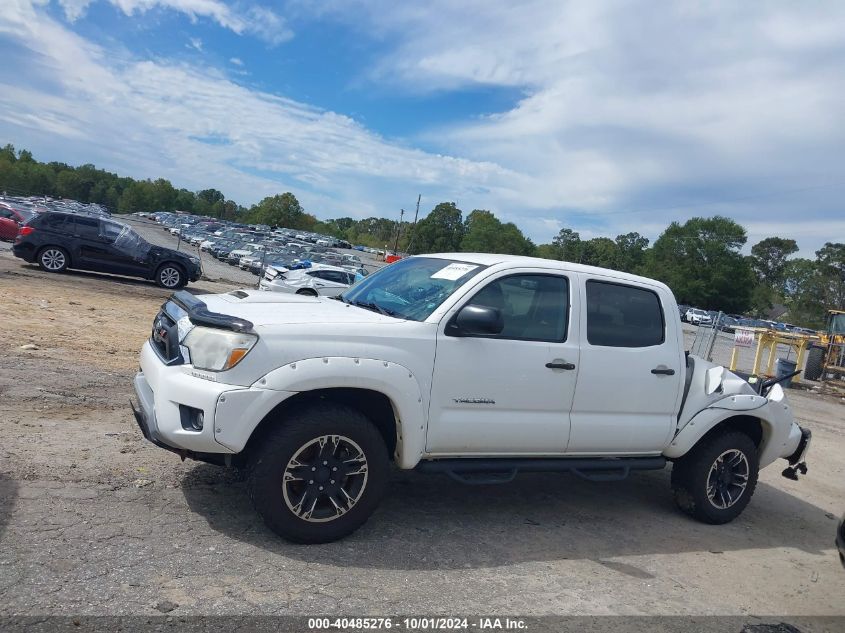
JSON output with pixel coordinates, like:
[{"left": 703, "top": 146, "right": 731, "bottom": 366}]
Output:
[
  {"left": 728, "top": 328, "right": 818, "bottom": 381},
  {"left": 805, "top": 309, "right": 845, "bottom": 381}
]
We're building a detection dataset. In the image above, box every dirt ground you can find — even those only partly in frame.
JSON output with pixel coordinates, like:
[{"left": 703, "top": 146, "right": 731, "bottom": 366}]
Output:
[{"left": 0, "top": 244, "right": 843, "bottom": 620}]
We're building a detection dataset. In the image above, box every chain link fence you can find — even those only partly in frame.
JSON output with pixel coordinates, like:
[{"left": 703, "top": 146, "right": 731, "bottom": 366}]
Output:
[{"left": 687, "top": 316, "right": 810, "bottom": 379}]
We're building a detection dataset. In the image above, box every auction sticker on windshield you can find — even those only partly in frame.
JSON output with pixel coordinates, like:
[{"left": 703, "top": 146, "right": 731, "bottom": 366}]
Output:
[{"left": 431, "top": 263, "right": 479, "bottom": 280}]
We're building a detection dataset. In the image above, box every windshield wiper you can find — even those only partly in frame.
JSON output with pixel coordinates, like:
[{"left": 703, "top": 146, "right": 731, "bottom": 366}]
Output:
[{"left": 350, "top": 300, "right": 398, "bottom": 317}]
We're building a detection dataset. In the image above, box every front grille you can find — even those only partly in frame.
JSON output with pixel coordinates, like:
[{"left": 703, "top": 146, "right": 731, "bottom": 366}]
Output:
[{"left": 150, "top": 309, "right": 183, "bottom": 365}]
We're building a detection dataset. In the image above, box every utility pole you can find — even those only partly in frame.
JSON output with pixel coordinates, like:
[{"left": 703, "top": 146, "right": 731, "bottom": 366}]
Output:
[
  {"left": 406, "top": 194, "right": 421, "bottom": 255},
  {"left": 393, "top": 208, "right": 404, "bottom": 255}
]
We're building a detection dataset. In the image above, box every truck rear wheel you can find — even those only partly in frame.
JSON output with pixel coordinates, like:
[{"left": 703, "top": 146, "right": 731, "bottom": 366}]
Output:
[
  {"left": 247, "top": 403, "right": 389, "bottom": 543},
  {"left": 671, "top": 430, "right": 759, "bottom": 524}
]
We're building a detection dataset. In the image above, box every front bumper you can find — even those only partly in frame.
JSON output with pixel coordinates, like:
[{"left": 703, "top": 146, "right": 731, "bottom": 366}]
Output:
[
  {"left": 130, "top": 374, "right": 184, "bottom": 457},
  {"left": 131, "top": 340, "right": 291, "bottom": 455}
]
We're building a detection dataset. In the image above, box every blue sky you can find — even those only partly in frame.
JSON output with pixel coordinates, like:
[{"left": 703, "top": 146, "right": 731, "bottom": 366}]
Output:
[{"left": 1, "top": 0, "right": 844, "bottom": 255}]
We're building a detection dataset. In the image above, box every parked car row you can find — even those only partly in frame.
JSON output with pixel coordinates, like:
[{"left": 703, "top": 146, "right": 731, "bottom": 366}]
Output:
[
  {"left": 677, "top": 303, "right": 819, "bottom": 337},
  {"left": 140, "top": 211, "right": 370, "bottom": 295}
]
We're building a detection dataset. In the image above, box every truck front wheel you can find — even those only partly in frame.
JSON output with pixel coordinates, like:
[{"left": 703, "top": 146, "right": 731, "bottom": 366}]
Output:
[
  {"left": 247, "top": 403, "right": 390, "bottom": 543},
  {"left": 670, "top": 431, "right": 759, "bottom": 524}
]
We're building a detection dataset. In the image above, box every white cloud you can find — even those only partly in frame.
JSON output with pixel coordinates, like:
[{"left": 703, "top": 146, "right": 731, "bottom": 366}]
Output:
[
  {"left": 187, "top": 36, "right": 202, "bottom": 51},
  {"left": 298, "top": 0, "right": 845, "bottom": 251},
  {"left": 229, "top": 56, "right": 243, "bottom": 66},
  {"left": 0, "top": 0, "right": 510, "bottom": 220},
  {"left": 2, "top": 0, "right": 845, "bottom": 254},
  {"left": 54, "top": 0, "right": 293, "bottom": 45}
]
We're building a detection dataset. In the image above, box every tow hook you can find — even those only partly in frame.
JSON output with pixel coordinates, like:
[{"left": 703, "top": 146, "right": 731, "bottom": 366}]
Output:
[
  {"left": 781, "top": 462, "right": 808, "bottom": 480},
  {"left": 782, "top": 427, "right": 811, "bottom": 480}
]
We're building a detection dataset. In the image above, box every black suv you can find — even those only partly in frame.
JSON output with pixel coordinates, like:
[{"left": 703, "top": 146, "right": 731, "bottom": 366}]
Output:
[{"left": 13, "top": 212, "right": 201, "bottom": 288}]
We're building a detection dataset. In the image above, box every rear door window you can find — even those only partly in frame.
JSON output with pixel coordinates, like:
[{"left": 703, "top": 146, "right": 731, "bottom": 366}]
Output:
[
  {"left": 586, "top": 280, "right": 664, "bottom": 347},
  {"left": 39, "top": 214, "right": 68, "bottom": 230},
  {"left": 68, "top": 216, "right": 100, "bottom": 239},
  {"left": 322, "top": 271, "right": 348, "bottom": 284}
]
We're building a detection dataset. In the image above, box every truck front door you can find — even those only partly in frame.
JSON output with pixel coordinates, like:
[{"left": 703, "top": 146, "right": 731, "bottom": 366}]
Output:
[
  {"left": 568, "top": 277, "right": 684, "bottom": 454},
  {"left": 427, "top": 270, "right": 579, "bottom": 455}
]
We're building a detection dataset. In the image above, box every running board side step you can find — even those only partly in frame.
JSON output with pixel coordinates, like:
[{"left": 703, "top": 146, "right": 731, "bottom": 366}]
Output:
[{"left": 415, "top": 456, "right": 666, "bottom": 485}]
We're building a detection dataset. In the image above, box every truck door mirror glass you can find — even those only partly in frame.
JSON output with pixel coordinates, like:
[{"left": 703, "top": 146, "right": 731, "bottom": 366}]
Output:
[{"left": 454, "top": 305, "right": 504, "bottom": 336}]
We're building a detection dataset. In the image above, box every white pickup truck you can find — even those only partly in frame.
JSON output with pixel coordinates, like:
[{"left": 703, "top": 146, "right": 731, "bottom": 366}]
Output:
[{"left": 131, "top": 254, "right": 811, "bottom": 543}]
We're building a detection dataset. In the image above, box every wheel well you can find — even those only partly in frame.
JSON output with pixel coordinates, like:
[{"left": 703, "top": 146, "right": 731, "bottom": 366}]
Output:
[
  {"left": 243, "top": 388, "right": 398, "bottom": 460},
  {"left": 158, "top": 261, "right": 185, "bottom": 274},
  {"left": 296, "top": 288, "right": 318, "bottom": 296},
  {"left": 698, "top": 415, "right": 765, "bottom": 450}
]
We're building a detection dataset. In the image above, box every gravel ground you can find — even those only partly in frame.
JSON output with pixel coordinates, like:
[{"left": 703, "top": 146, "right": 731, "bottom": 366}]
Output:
[{"left": 0, "top": 244, "right": 843, "bottom": 621}]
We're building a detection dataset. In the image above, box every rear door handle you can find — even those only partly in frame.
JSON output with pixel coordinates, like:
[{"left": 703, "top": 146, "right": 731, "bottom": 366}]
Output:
[
  {"left": 546, "top": 362, "right": 576, "bottom": 370},
  {"left": 651, "top": 367, "right": 675, "bottom": 375}
]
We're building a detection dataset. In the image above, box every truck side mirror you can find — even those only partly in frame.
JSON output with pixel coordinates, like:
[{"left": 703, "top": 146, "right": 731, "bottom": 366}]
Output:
[{"left": 452, "top": 305, "right": 504, "bottom": 336}]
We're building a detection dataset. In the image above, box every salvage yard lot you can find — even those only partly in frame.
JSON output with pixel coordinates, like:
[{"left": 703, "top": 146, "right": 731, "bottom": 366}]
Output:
[{"left": 0, "top": 244, "right": 843, "bottom": 617}]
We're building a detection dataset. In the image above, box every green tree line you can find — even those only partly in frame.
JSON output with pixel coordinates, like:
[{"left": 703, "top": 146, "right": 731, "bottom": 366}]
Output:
[{"left": 2, "top": 144, "right": 841, "bottom": 326}]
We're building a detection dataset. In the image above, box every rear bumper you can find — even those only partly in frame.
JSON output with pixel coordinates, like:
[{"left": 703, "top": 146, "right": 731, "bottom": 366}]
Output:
[{"left": 12, "top": 242, "right": 35, "bottom": 261}]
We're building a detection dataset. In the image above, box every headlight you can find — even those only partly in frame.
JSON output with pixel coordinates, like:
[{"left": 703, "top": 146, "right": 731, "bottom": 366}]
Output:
[{"left": 182, "top": 326, "right": 258, "bottom": 371}]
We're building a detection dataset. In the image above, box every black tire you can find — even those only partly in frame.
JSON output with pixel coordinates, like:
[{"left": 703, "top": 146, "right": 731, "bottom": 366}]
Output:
[
  {"left": 671, "top": 430, "right": 759, "bottom": 524},
  {"left": 155, "top": 263, "right": 185, "bottom": 289},
  {"left": 804, "top": 346, "right": 825, "bottom": 382},
  {"left": 296, "top": 288, "right": 318, "bottom": 297},
  {"left": 247, "top": 403, "right": 389, "bottom": 543},
  {"left": 37, "top": 246, "right": 69, "bottom": 273}
]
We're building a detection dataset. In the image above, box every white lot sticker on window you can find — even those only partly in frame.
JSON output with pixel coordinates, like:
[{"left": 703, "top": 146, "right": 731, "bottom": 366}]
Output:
[{"left": 431, "top": 263, "right": 479, "bottom": 280}]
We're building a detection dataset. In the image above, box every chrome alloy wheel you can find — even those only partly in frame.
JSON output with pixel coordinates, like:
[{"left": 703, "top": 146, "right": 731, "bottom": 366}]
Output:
[
  {"left": 159, "top": 266, "right": 181, "bottom": 288},
  {"left": 706, "top": 449, "right": 750, "bottom": 509},
  {"left": 41, "top": 249, "right": 66, "bottom": 270},
  {"left": 282, "top": 435, "right": 368, "bottom": 523}
]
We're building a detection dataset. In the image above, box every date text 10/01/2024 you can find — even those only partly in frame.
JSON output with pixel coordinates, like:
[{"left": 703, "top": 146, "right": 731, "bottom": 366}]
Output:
[{"left": 307, "top": 617, "right": 527, "bottom": 630}]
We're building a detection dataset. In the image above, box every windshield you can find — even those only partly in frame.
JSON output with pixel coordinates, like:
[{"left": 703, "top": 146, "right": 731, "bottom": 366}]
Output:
[{"left": 340, "top": 256, "right": 487, "bottom": 321}]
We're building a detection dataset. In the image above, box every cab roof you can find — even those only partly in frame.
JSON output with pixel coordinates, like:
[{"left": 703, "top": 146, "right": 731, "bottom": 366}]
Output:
[{"left": 422, "top": 253, "right": 671, "bottom": 292}]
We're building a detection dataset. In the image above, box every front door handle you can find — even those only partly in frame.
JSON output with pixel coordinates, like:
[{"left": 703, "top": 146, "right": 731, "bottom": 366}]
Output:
[
  {"left": 651, "top": 367, "right": 675, "bottom": 375},
  {"left": 546, "top": 361, "right": 576, "bottom": 370}
]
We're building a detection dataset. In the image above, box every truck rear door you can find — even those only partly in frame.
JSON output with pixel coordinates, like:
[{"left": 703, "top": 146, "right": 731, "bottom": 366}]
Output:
[{"left": 567, "top": 275, "right": 683, "bottom": 454}]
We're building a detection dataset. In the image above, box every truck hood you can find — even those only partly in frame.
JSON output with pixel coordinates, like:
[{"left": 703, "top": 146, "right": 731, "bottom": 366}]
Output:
[{"left": 197, "top": 290, "right": 399, "bottom": 327}]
